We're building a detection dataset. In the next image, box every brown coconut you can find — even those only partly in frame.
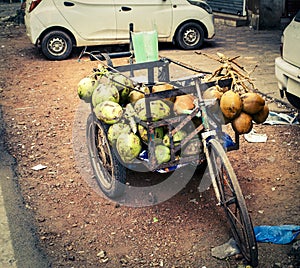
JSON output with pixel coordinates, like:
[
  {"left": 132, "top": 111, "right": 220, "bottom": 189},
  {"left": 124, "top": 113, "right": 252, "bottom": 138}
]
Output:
[
  {"left": 223, "top": 116, "right": 232, "bottom": 125},
  {"left": 173, "top": 94, "right": 196, "bottom": 114},
  {"left": 203, "top": 86, "right": 224, "bottom": 114},
  {"left": 241, "top": 92, "right": 265, "bottom": 115},
  {"left": 152, "top": 82, "right": 174, "bottom": 93},
  {"left": 252, "top": 104, "right": 269, "bottom": 124},
  {"left": 220, "top": 90, "right": 242, "bottom": 120},
  {"left": 231, "top": 112, "right": 253, "bottom": 134},
  {"left": 203, "top": 86, "right": 223, "bottom": 100},
  {"left": 152, "top": 82, "right": 175, "bottom": 102}
]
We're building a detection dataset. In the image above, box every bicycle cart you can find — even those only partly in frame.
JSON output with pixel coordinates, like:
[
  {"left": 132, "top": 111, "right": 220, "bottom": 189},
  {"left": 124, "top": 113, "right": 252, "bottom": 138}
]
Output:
[{"left": 85, "top": 55, "right": 258, "bottom": 267}]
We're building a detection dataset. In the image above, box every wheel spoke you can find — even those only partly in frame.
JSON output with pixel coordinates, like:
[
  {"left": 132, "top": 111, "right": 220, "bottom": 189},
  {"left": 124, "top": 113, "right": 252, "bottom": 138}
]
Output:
[
  {"left": 86, "top": 114, "right": 126, "bottom": 198},
  {"left": 208, "top": 139, "right": 258, "bottom": 267},
  {"left": 223, "top": 196, "right": 236, "bottom": 206},
  {"left": 96, "top": 129, "right": 113, "bottom": 179}
]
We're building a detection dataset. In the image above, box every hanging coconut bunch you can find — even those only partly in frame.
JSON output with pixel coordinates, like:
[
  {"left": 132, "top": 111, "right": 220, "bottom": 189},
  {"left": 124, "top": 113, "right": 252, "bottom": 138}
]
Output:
[
  {"left": 198, "top": 52, "right": 270, "bottom": 134},
  {"left": 218, "top": 89, "right": 269, "bottom": 134},
  {"left": 202, "top": 85, "right": 269, "bottom": 134}
]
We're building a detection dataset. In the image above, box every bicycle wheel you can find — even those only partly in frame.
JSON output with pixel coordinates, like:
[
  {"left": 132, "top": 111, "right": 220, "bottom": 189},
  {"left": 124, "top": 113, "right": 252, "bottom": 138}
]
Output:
[
  {"left": 86, "top": 114, "right": 126, "bottom": 198},
  {"left": 207, "top": 138, "right": 258, "bottom": 267}
]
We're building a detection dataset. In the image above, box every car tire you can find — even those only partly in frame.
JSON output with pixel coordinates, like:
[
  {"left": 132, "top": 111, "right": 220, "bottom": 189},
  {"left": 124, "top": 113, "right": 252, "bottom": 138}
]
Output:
[
  {"left": 176, "top": 22, "right": 205, "bottom": 50},
  {"left": 286, "top": 92, "right": 300, "bottom": 109},
  {"left": 41, "top": 30, "right": 73, "bottom": 60}
]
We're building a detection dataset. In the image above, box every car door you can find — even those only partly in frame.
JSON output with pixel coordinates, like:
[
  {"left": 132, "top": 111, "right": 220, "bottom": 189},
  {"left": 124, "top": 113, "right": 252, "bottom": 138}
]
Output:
[
  {"left": 114, "top": 0, "right": 173, "bottom": 40},
  {"left": 53, "top": 0, "right": 117, "bottom": 40}
]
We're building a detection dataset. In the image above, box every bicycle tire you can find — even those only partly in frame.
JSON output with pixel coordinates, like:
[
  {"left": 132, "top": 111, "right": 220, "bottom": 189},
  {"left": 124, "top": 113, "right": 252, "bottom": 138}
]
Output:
[
  {"left": 86, "top": 114, "right": 126, "bottom": 198},
  {"left": 207, "top": 138, "right": 258, "bottom": 267}
]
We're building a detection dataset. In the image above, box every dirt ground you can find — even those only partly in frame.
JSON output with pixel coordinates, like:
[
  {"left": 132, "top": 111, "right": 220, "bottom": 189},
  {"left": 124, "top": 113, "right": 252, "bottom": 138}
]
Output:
[{"left": 0, "top": 13, "right": 299, "bottom": 268}]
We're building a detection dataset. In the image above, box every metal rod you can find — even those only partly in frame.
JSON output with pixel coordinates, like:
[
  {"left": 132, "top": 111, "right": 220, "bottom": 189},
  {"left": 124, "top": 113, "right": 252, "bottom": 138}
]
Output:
[{"left": 163, "top": 57, "right": 212, "bottom": 74}]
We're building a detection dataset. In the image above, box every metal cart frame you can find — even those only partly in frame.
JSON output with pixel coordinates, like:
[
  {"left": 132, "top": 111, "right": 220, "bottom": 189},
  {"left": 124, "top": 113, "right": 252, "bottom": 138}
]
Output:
[{"left": 85, "top": 56, "right": 258, "bottom": 267}]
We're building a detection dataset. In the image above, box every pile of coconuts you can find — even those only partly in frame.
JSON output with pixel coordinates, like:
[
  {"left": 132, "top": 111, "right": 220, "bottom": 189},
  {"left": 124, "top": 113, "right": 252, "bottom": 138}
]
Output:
[
  {"left": 77, "top": 66, "right": 197, "bottom": 165},
  {"left": 203, "top": 85, "right": 269, "bottom": 134}
]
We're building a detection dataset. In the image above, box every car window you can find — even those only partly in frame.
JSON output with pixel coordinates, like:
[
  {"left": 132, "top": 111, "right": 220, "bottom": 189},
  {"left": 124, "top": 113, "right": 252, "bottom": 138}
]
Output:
[{"left": 295, "top": 10, "right": 300, "bottom": 22}]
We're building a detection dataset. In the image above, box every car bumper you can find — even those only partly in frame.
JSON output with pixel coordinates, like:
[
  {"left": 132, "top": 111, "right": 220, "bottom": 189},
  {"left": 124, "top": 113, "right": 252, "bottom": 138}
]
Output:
[
  {"left": 275, "top": 56, "right": 300, "bottom": 98},
  {"left": 204, "top": 14, "right": 215, "bottom": 39},
  {"left": 25, "top": 13, "right": 45, "bottom": 45}
]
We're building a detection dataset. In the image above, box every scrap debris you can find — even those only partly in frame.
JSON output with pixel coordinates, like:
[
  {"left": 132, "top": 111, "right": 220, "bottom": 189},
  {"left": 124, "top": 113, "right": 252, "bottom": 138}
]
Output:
[{"left": 196, "top": 52, "right": 258, "bottom": 94}]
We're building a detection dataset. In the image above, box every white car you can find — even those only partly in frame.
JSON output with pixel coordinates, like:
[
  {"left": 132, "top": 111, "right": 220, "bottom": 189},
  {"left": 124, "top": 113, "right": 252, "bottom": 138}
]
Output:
[
  {"left": 275, "top": 10, "right": 300, "bottom": 109},
  {"left": 24, "top": 0, "right": 215, "bottom": 61}
]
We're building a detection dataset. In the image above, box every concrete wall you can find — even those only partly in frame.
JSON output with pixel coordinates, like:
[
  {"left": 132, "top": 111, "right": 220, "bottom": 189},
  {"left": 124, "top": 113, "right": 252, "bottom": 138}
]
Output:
[
  {"left": 259, "top": 0, "right": 284, "bottom": 29},
  {"left": 247, "top": 0, "right": 300, "bottom": 29}
]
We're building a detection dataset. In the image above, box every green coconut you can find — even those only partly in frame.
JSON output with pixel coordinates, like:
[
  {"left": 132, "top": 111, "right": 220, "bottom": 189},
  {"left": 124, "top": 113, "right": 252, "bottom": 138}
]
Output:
[
  {"left": 163, "top": 130, "right": 187, "bottom": 147},
  {"left": 77, "top": 76, "right": 99, "bottom": 102},
  {"left": 155, "top": 145, "right": 171, "bottom": 164},
  {"left": 107, "top": 122, "right": 131, "bottom": 145},
  {"left": 93, "top": 101, "right": 123, "bottom": 124},
  {"left": 116, "top": 132, "right": 142, "bottom": 163},
  {"left": 129, "top": 85, "right": 150, "bottom": 103},
  {"left": 92, "top": 83, "right": 119, "bottom": 107},
  {"left": 109, "top": 72, "right": 134, "bottom": 104},
  {"left": 134, "top": 98, "right": 170, "bottom": 121},
  {"left": 138, "top": 125, "right": 164, "bottom": 144}
]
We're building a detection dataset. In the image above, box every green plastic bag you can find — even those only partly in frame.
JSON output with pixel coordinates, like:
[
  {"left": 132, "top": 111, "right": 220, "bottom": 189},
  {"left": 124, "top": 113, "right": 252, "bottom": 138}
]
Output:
[{"left": 132, "top": 30, "right": 159, "bottom": 63}]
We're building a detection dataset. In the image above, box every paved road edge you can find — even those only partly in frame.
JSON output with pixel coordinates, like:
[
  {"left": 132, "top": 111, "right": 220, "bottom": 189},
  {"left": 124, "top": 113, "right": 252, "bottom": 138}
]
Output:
[{"left": 0, "top": 106, "right": 51, "bottom": 268}]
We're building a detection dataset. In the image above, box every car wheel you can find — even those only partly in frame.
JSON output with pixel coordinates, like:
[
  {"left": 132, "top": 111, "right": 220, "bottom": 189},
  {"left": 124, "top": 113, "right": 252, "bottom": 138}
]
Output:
[
  {"left": 286, "top": 92, "right": 300, "bottom": 109},
  {"left": 176, "top": 22, "right": 205, "bottom": 50},
  {"left": 41, "top": 30, "right": 73, "bottom": 60}
]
